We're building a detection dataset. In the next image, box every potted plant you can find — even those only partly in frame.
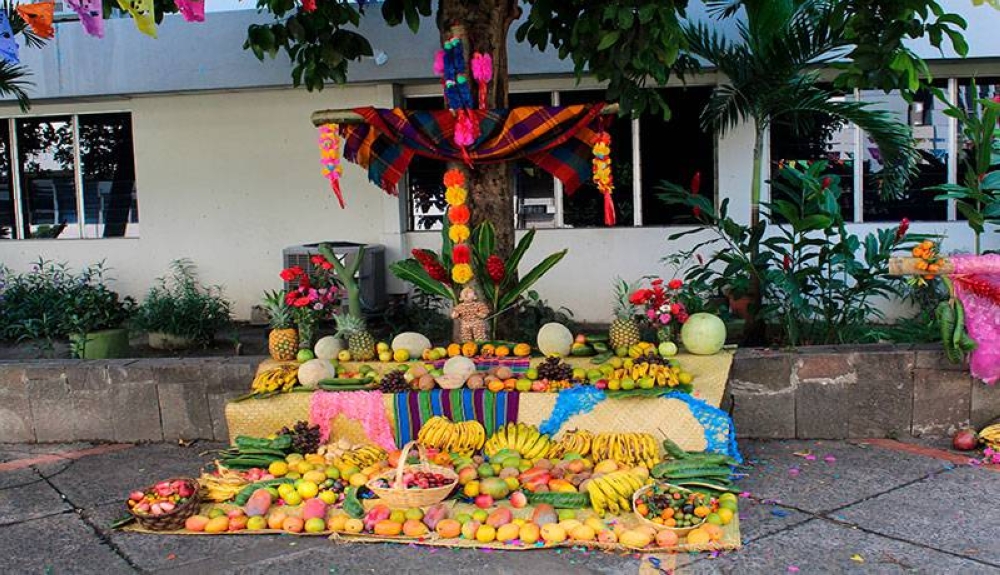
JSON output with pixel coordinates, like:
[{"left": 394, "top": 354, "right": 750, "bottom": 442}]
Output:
[
  {"left": 133, "top": 260, "right": 232, "bottom": 349},
  {"left": 63, "top": 266, "right": 136, "bottom": 359}
]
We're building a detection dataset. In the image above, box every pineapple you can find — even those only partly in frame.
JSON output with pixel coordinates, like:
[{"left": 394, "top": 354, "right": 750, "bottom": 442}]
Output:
[
  {"left": 609, "top": 278, "right": 641, "bottom": 350},
  {"left": 335, "top": 313, "right": 376, "bottom": 361},
  {"left": 263, "top": 290, "right": 298, "bottom": 361}
]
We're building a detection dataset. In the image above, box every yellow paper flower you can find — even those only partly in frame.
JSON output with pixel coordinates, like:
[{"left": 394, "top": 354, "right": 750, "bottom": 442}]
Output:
[
  {"left": 593, "top": 142, "right": 610, "bottom": 156},
  {"left": 449, "top": 224, "right": 470, "bottom": 243},
  {"left": 445, "top": 186, "right": 467, "bottom": 206},
  {"left": 452, "top": 263, "right": 474, "bottom": 284}
]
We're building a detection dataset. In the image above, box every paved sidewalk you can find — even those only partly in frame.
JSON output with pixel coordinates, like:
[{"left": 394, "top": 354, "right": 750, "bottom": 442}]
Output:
[{"left": 0, "top": 439, "right": 997, "bottom": 574}]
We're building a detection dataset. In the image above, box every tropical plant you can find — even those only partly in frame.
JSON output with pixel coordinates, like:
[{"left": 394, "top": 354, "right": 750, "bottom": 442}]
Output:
[
  {"left": 662, "top": 161, "right": 923, "bottom": 346},
  {"left": 383, "top": 290, "right": 453, "bottom": 344},
  {"left": 510, "top": 290, "right": 576, "bottom": 343},
  {"left": 132, "top": 259, "right": 232, "bottom": 346},
  {"left": 390, "top": 220, "right": 565, "bottom": 338},
  {"left": 690, "top": 0, "right": 924, "bottom": 227},
  {"left": 928, "top": 81, "right": 1000, "bottom": 255}
]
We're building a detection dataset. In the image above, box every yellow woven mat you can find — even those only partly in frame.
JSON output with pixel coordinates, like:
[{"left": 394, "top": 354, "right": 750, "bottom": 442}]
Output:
[{"left": 121, "top": 500, "right": 740, "bottom": 554}]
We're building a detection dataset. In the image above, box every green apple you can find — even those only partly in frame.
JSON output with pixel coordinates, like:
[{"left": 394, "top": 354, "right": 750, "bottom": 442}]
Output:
[
  {"left": 621, "top": 378, "right": 636, "bottom": 390},
  {"left": 639, "top": 377, "right": 656, "bottom": 389},
  {"left": 525, "top": 368, "right": 539, "bottom": 380},
  {"left": 658, "top": 341, "right": 678, "bottom": 357}
]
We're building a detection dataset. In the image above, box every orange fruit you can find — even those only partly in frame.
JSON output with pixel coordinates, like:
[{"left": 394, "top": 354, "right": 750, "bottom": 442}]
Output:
[
  {"left": 462, "top": 342, "right": 478, "bottom": 357},
  {"left": 374, "top": 519, "right": 402, "bottom": 536},
  {"left": 480, "top": 344, "right": 495, "bottom": 357},
  {"left": 693, "top": 506, "right": 710, "bottom": 518},
  {"left": 635, "top": 503, "right": 648, "bottom": 516},
  {"left": 702, "top": 523, "right": 724, "bottom": 542},
  {"left": 495, "top": 346, "right": 510, "bottom": 358},
  {"left": 685, "top": 528, "right": 711, "bottom": 546},
  {"left": 513, "top": 343, "right": 531, "bottom": 357},
  {"left": 343, "top": 518, "right": 364, "bottom": 534},
  {"left": 487, "top": 379, "right": 505, "bottom": 393}
]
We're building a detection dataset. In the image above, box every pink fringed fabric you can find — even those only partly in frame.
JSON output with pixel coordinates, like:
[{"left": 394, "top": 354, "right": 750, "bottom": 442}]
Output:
[
  {"left": 175, "top": 0, "right": 205, "bottom": 22},
  {"left": 309, "top": 390, "right": 397, "bottom": 449},
  {"left": 471, "top": 52, "right": 492, "bottom": 109},
  {"left": 952, "top": 254, "right": 1000, "bottom": 384}
]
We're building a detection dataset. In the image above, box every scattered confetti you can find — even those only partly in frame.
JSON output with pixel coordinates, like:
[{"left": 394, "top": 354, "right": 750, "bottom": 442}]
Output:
[
  {"left": 166, "top": 554, "right": 176, "bottom": 561},
  {"left": 851, "top": 554, "right": 865, "bottom": 563},
  {"left": 788, "top": 467, "right": 800, "bottom": 476},
  {"left": 740, "top": 491, "right": 752, "bottom": 498},
  {"left": 824, "top": 455, "right": 837, "bottom": 463},
  {"left": 788, "top": 566, "right": 800, "bottom": 572}
]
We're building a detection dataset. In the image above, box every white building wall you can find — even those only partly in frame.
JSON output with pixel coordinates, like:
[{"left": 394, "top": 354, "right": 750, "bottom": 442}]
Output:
[{"left": 0, "top": 84, "right": 397, "bottom": 316}]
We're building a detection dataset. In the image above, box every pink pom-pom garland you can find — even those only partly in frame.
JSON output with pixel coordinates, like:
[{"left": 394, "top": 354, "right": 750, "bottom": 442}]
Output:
[{"left": 471, "top": 52, "right": 493, "bottom": 109}]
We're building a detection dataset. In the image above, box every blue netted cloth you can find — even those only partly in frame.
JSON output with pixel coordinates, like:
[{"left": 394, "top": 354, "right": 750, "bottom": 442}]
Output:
[
  {"left": 539, "top": 386, "right": 607, "bottom": 436},
  {"left": 664, "top": 391, "right": 742, "bottom": 463}
]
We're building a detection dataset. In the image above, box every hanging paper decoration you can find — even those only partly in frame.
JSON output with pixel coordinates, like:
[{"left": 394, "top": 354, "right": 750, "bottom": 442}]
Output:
[
  {"left": 117, "top": 0, "right": 157, "bottom": 38},
  {"left": 0, "top": 10, "right": 18, "bottom": 64},
  {"left": 471, "top": 52, "right": 492, "bottom": 110},
  {"left": 444, "top": 168, "right": 473, "bottom": 284},
  {"left": 66, "top": 0, "right": 103, "bottom": 38},
  {"left": 592, "top": 127, "right": 615, "bottom": 226},
  {"left": 16, "top": 1, "right": 55, "bottom": 39},
  {"left": 301, "top": 0, "right": 317, "bottom": 12},
  {"left": 318, "top": 123, "right": 346, "bottom": 208},
  {"left": 175, "top": 0, "right": 205, "bottom": 22},
  {"left": 442, "top": 37, "right": 473, "bottom": 110}
]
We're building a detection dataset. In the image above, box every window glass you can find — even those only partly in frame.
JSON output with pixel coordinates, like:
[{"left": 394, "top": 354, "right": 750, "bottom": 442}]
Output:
[
  {"left": 16, "top": 116, "right": 78, "bottom": 239},
  {"left": 559, "top": 90, "right": 634, "bottom": 227},
  {"left": 641, "top": 86, "right": 716, "bottom": 226},
  {"left": 510, "top": 91, "right": 556, "bottom": 229},
  {"left": 860, "top": 88, "right": 948, "bottom": 221},
  {"left": 770, "top": 91, "right": 856, "bottom": 221},
  {"left": 80, "top": 113, "right": 139, "bottom": 238},
  {"left": 0, "top": 122, "right": 12, "bottom": 239},
  {"left": 404, "top": 97, "right": 448, "bottom": 230},
  {"left": 956, "top": 78, "right": 1000, "bottom": 187}
]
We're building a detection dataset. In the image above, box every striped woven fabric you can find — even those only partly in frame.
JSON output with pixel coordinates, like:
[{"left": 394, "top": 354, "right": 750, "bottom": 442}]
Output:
[
  {"left": 340, "top": 104, "right": 605, "bottom": 194},
  {"left": 392, "top": 390, "right": 520, "bottom": 447}
]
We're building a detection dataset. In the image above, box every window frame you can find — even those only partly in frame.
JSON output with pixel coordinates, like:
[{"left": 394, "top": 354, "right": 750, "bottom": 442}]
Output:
[
  {"left": 4, "top": 109, "right": 137, "bottom": 240},
  {"left": 399, "top": 81, "right": 720, "bottom": 231}
]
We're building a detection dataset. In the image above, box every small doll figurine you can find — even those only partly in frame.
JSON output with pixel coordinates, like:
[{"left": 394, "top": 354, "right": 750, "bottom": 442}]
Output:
[{"left": 451, "top": 286, "right": 489, "bottom": 342}]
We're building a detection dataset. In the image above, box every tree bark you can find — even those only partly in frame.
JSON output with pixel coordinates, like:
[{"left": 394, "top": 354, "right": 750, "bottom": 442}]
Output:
[{"left": 437, "top": 0, "right": 520, "bottom": 337}]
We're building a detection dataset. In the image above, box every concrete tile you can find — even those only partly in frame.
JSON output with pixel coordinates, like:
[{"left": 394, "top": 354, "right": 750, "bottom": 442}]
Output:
[
  {"left": 834, "top": 466, "right": 1000, "bottom": 565},
  {"left": 971, "top": 382, "right": 1000, "bottom": 429},
  {"left": 0, "top": 513, "right": 134, "bottom": 574},
  {"left": 734, "top": 499, "right": 811, "bottom": 543},
  {"left": 0, "top": 468, "right": 70, "bottom": 525},
  {"left": 677, "top": 518, "right": 997, "bottom": 574},
  {"left": 735, "top": 440, "right": 952, "bottom": 513},
  {"left": 36, "top": 443, "right": 222, "bottom": 508},
  {"left": 111, "top": 381, "right": 163, "bottom": 443},
  {"left": 158, "top": 382, "right": 213, "bottom": 441}
]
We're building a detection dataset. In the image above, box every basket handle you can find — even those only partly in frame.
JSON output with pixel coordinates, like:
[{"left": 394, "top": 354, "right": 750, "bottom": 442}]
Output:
[{"left": 393, "top": 440, "right": 418, "bottom": 489}]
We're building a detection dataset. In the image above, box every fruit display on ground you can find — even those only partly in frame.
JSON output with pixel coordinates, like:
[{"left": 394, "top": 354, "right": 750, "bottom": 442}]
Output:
[{"left": 125, "top": 419, "right": 740, "bottom": 554}]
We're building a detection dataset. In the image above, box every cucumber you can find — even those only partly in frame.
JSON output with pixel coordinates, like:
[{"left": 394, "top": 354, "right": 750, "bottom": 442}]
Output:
[
  {"left": 234, "top": 478, "right": 295, "bottom": 505},
  {"left": 319, "top": 376, "right": 375, "bottom": 386},
  {"left": 527, "top": 491, "right": 591, "bottom": 509},
  {"left": 657, "top": 467, "right": 733, "bottom": 480},
  {"left": 229, "top": 447, "right": 289, "bottom": 458},
  {"left": 343, "top": 487, "right": 365, "bottom": 519},
  {"left": 585, "top": 334, "right": 609, "bottom": 343},
  {"left": 570, "top": 345, "right": 594, "bottom": 357},
  {"left": 661, "top": 438, "right": 689, "bottom": 460},
  {"left": 235, "top": 436, "right": 275, "bottom": 450},
  {"left": 592, "top": 342, "right": 609, "bottom": 353},
  {"left": 590, "top": 351, "right": 613, "bottom": 365},
  {"left": 679, "top": 453, "right": 740, "bottom": 466},
  {"left": 651, "top": 459, "right": 731, "bottom": 477}
]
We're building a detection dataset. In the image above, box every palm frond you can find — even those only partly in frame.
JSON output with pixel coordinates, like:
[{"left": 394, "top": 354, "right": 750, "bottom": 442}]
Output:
[{"left": 0, "top": 60, "right": 32, "bottom": 111}]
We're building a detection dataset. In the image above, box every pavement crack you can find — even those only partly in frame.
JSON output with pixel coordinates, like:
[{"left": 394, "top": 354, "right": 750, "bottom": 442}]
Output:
[{"left": 31, "top": 465, "right": 147, "bottom": 574}]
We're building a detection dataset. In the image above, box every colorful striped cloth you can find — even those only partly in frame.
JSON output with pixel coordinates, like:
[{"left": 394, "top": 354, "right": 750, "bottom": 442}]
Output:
[
  {"left": 340, "top": 104, "right": 605, "bottom": 195},
  {"left": 392, "top": 390, "right": 519, "bottom": 447}
]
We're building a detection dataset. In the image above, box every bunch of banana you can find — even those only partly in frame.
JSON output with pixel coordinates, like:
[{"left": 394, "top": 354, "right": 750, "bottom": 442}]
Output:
[
  {"left": 199, "top": 462, "right": 250, "bottom": 502},
  {"left": 547, "top": 429, "right": 594, "bottom": 458},
  {"left": 608, "top": 362, "right": 682, "bottom": 387},
  {"left": 587, "top": 468, "right": 647, "bottom": 517},
  {"left": 980, "top": 423, "right": 1000, "bottom": 451},
  {"left": 333, "top": 444, "right": 388, "bottom": 470},
  {"left": 483, "top": 422, "right": 552, "bottom": 459},
  {"left": 417, "top": 416, "right": 486, "bottom": 454},
  {"left": 591, "top": 432, "right": 660, "bottom": 469},
  {"left": 250, "top": 365, "right": 299, "bottom": 395}
]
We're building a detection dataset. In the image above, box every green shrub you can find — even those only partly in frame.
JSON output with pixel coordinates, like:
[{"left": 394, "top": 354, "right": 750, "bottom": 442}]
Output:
[
  {"left": 133, "top": 260, "right": 232, "bottom": 345},
  {"left": 0, "top": 259, "right": 134, "bottom": 342}
]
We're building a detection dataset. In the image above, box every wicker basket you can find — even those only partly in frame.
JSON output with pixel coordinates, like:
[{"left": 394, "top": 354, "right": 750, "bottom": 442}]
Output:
[
  {"left": 127, "top": 478, "right": 202, "bottom": 531},
  {"left": 366, "top": 441, "right": 457, "bottom": 509},
  {"left": 632, "top": 483, "right": 706, "bottom": 537}
]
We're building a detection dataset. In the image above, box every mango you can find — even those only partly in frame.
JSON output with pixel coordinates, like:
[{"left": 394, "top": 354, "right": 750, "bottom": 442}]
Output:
[
  {"left": 531, "top": 503, "right": 558, "bottom": 527},
  {"left": 435, "top": 519, "right": 462, "bottom": 539},
  {"left": 460, "top": 520, "right": 481, "bottom": 540},
  {"left": 184, "top": 515, "right": 209, "bottom": 532},
  {"left": 619, "top": 529, "right": 654, "bottom": 549},
  {"left": 204, "top": 516, "right": 229, "bottom": 533},
  {"left": 486, "top": 508, "right": 513, "bottom": 528},
  {"left": 374, "top": 519, "right": 402, "bottom": 536},
  {"left": 402, "top": 519, "right": 429, "bottom": 537},
  {"left": 267, "top": 511, "right": 287, "bottom": 530},
  {"left": 282, "top": 516, "right": 304, "bottom": 533},
  {"left": 519, "top": 522, "right": 540, "bottom": 544},
  {"left": 422, "top": 503, "right": 448, "bottom": 531},
  {"left": 244, "top": 489, "right": 273, "bottom": 517},
  {"left": 302, "top": 498, "right": 327, "bottom": 521},
  {"left": 569, "top": 524, "right": 596, "bottom": 542},
  {"left": 540, "top": 523, "right": 567, "bottom": 543},
  {"left": 496, "top": 523, "right": 521, "bottom": 543},
  {"left": 479, "top": 477, "right": 511, "bottom": 499}
]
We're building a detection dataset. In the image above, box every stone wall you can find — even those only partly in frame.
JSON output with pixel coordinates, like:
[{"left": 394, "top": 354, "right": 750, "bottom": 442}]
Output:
[
  {"left": 1, "top": 346, "right": 997, "bottom": 443},
  {"left": 728, "top": 345, "right": 1000, "bottom": 439}
]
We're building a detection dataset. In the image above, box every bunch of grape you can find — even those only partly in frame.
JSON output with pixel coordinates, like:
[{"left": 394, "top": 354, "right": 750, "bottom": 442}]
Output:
[
  {"left": 379, "top": 370, "right": 411, "bottom": 392},
  {"left": 537, "top": 357, "right": 573, "bottom": 381},
  {"left": 636, "top": 355, "right": 669, "bottom": 367},
  {"left": 277, "top": 420, "right": 322, "bottom": 454}
]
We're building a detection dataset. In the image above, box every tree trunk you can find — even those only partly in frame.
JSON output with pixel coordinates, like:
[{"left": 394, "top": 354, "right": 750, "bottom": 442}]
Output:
[{"left": 437, "top": 0, "right": 520, "bottom": 336}]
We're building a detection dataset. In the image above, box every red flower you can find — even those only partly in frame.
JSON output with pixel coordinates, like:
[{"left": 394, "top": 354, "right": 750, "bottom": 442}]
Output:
[
  {"left": 821, "top": 176, "right": 832, "bottom": 190},
  {"left": 452, "top": 244, "right": 471, "bottom": 265},
  {"left": 783, "top": 254, "right": 792, "bottom": 271},
  {"left": 896, "top": 217, "right": 910, "bottom": 241},
  {"left": 667, "top": 279, "right": 682, "bottom": 290},
  {"left": 652, "top": 278, "right": 664, "bottom": 286},
  {"left": 321, "top": 261, "right": 333, "bottom": 270},
  {"left": 293, "top": 296, "right": 311, "bottom": 307},
  {"left": 486, "top": 255, "right": 505, "bottom": 283},
  {"left": 284, "top": 292, "right": 296, "bottom": 305},
  {"left": 279, "top": 266, "right": 304, "bottom": 281},
  {"left": 629, "top": 289, "right": 651, "bottom": 305},
  {"left": 301, "top": 0, "right": 316, "bottom": 11},
  {"left": 412, "top": 249, "right": 433, "bottom": 265},
  {"left": 310, "top": 255, "right": 326, "bottom": 266},
  {"left": 691, "top": 172, "right": 701, "bottom": 195}
]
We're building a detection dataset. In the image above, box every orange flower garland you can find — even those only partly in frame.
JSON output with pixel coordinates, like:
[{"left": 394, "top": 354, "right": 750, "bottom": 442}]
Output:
[
  {"left": 444, "top": 168, "right": 474, "bottom": 284},
  {"left": 910, "top": 240, "right": 942, "bottom": 285}
]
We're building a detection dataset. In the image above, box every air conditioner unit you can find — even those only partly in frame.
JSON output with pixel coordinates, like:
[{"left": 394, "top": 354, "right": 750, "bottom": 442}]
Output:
[{"left": 282, "top": 242, "right": 387, "bottom": 314}]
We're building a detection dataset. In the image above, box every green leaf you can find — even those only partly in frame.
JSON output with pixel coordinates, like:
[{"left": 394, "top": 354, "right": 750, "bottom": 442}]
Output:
[
  {"left": 389, "top": 260, "right": 457, "bottom": 303},
  {"left": 597, "top": 31, "right": 620, "bottom": 51},
  {"left": 498, "top": 250, "right": 567, "bottom": 311},
  {"left": 981, "top": 171, "right": 1000, "bottom": 191},
  {"left": 505, "top": 229, "right": 535, "bottom": 281},
  {"left": 474, "top": 222, "right": 496, "bottom": 261}
]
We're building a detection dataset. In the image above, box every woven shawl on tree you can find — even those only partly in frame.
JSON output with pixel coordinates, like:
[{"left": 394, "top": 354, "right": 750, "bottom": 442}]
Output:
[
  {"left": 341, "top": 104, "right": 605, "bottom": 194},
  {"left": 392, "top": 390, "right": 519, "bottom": 447}
]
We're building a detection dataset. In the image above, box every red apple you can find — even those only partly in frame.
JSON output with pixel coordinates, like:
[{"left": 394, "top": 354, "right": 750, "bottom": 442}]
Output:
[
  {"left": 953, "top": 428, "right": 979, "bottom": 451},
  {"left": 509, "top": 491, "right": 528, "bottom": 509}
]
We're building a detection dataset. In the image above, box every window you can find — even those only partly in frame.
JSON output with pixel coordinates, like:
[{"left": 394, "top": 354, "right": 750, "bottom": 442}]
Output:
[
  {"left": 860, "top": 88, "right": 947, "bottom": 222},
  {"left": 403, "top": 85, "right": 718, "bottom": 230},
  {"left": 2, "top": 112, "right": 138, "bottom": 240}
]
